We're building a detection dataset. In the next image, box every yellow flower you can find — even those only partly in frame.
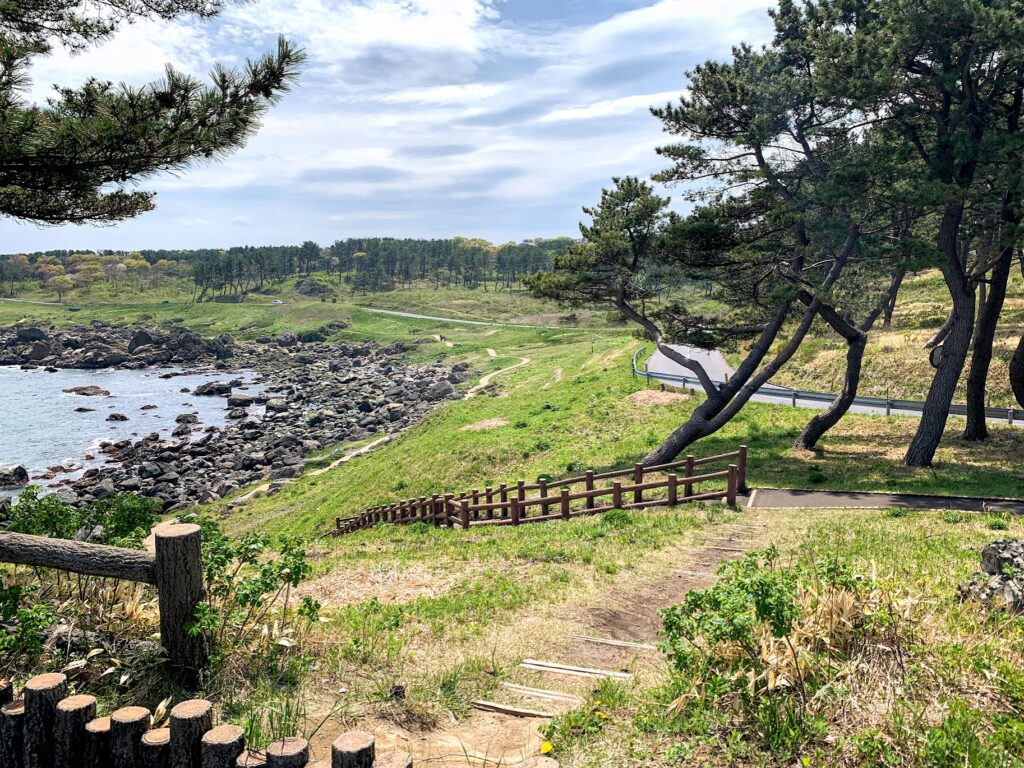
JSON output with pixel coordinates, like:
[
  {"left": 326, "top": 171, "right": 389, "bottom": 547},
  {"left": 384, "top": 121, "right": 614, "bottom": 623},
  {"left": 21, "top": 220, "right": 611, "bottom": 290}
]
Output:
[{"left": 540, "top": 741, "right": 555, "bottom": 755}]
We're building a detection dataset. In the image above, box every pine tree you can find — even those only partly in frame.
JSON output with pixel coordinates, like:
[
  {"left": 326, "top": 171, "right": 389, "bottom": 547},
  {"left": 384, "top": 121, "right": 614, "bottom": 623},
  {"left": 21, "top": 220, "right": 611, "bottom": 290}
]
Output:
[{"left": 1, "top": 1, "right": 305, "bottom": 225}]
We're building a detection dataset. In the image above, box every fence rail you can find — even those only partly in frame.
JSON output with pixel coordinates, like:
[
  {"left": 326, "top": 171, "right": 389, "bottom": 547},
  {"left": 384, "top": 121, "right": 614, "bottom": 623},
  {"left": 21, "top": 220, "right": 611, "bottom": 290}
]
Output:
[
  {"left": 0, "top": 524, "right": 206, "bottom": 685},
  {"left": 632, "top": 347, "right": 1022, "bottom": 424},
  {"left": 333, "top": 447, "right": 748, "bottom": 537},
  {"left": 0, "top": 674, "right": 503, "bottom": 768}
]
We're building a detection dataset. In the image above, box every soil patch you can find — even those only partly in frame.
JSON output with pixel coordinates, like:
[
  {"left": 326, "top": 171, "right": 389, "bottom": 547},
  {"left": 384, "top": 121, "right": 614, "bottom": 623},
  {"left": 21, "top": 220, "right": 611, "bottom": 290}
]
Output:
[
  {"left": 295, "top": 563, "right": 456, "bottom": 607},
  {"left": 461, "top": 418, "right": 509, "bottom": 431},
  {"left": 628, "top": 389, "right": 690, "bottom": 407}
]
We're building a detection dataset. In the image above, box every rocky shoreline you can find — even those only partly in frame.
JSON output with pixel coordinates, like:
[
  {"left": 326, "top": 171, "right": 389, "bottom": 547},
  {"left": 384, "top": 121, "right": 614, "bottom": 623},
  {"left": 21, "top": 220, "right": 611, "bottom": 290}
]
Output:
[{"left": 0, "top": 322, "right": 467, "bottom": 513}]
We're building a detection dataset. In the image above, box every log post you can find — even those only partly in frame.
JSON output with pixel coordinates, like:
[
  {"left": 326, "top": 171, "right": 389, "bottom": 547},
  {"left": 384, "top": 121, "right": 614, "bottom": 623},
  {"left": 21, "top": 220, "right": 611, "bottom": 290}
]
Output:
[
  {"left": 727, "top": 464, "right": 738, "bottom": 507},
  {"left": 471, "top": 490, "right": 480, "bottom": 521},
  {"left": 110, "top": 706, "right": 151, "bottom": 768},
  {"left": 141, "top": 728, "right": 170, "bottom": 768},
  {"left": 154, "top": 524, "right": 208, "bottom": 686},
  {"left": 201, "top": 724, "right": 245, "bottom": 768},
  {"left": 538, "top": 479, "right": 549, "bottom": 515},
  {"left": 485, "top": 487, "right": 494, "bottom": 520},
  {"left": 331, "top": 731, "right": 374, "bottom": 768},
  {"left": 0, "top": 680, "right": 11, "bottom": 707},
  {"left": 1, "top": 700, "right": 25, "bottom": 768},
  {"left": 84, "top": 717, "right": 111, "bottom": 768},
  {"left": 264, "top": 737, "right": 308, "bottom": 768},
  {"left": 667, "top": 473, "right": 678, "bottom": 506},
  {"left": 55, "top": 695, "right": 97, "bottom": 768},
  {"left": 419, "top": 497, "right": 428, "bottom": 522},
  {"left": 430, "top": 495, "right": 440, "bottom": 526},
  {"left": 584, "top": 471, "right": 595, "bottom": 510},
  {"left": 23, "top": 672, "right": 67, "bottom": 768},
  {"left": 510, "top": 497, "right": 520, "bottom": 526},
  {"left": 169, "top": 699, "right": 212, "bottom": 768},
  {"left": 683, "top": 455, "right": 695, "bottom": 498},
  {"left": 460, "top": 499, "right": 470, "bottom": 530},
  {"left": 560, "top": 489, "right": 570, "bottom": 520},
  {"left": 444, "top": 495, "right": 455, "bottom": 528},
  {"left": 516, "top": 482, "right": 526, "bottom": 519},
  {"left": 499, "top": 483, "right": 508, "bottom": 518},
  {"left": 612, "top": 481, "right": 622, "bottom": 509},
  {"left": 633, "top": 464, "right": 643, "bottom": 505},
  {"left": 737, "top": 445, "right": 748, "bottom": 493}
]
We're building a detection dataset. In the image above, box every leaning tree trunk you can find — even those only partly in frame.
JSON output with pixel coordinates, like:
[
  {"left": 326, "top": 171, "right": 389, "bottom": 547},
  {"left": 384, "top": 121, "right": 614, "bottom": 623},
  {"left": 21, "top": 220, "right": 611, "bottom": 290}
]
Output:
[
  {"left": 905, "top": 207, "right": 975, "bottom": 467},
  {"left": 795, "top": 333, "right": 867, "bottom": 450},
  {"left": 881, "top": 269, "right": 906, "bottom": 330},
  {"left": 1011, "top": 334, "right": 1024, "bottom": 409},
  {"left": 963, "top": 243, "right": 1014, "bottom": 440}
]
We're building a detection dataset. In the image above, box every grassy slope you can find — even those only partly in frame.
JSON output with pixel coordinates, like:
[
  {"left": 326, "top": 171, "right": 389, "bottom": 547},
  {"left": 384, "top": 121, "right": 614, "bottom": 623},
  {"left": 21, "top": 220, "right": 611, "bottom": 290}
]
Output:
[{"left": 771, "top": 268, "right": 1024, "bottom": 407}]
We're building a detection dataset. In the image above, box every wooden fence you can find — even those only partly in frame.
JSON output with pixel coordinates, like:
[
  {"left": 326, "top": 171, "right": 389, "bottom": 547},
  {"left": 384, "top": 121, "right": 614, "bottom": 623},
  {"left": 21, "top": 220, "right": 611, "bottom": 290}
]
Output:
[
  {"left": 333, "top": 447, "right": 748, "bottom": 536},
  {"left": 0, "top": 524, "right": 206, "bottom": 686},
  {"left": 3, "top": 672, "right": 557, "bottom": 768}
]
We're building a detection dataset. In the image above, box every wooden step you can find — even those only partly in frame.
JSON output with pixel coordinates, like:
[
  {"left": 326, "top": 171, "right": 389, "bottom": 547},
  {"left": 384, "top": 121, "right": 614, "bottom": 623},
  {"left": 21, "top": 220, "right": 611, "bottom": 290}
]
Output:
[
  {"left": 500, "top": 683, "right": 584, "bottom": 706},
  {"left": 569, "top": 635, "right": 657, "bottom": 651},
  {"left": 520, "top": 659, "right": 632, "bottom": 680},
  {"left": 470, "top": 700, "right": 555, "bottom": 718}
]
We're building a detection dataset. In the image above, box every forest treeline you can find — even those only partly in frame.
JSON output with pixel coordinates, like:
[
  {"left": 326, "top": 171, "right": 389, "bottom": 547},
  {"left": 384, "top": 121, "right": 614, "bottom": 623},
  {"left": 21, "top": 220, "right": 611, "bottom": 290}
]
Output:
[{"left": 0, "top": 236, "right": 576, "bottom": 300}]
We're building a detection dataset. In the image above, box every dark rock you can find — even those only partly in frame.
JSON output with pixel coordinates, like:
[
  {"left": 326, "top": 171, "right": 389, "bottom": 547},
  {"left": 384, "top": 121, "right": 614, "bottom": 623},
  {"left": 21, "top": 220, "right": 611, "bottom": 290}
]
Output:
[
  {"left": 0, "top": 465, "right": 29, "bottom": 489},
  {"left": 960, "top": 539, "right": 1024, "bottom": 614},
  {"left": 175, "top": 413, "right": 199, "bottom": 425},
  {"left": 16, "top": 326, "right": 48, "bottom": 343},
  {"left": 193, "top": 380, "right": 231, "bottom": 397},
  {"left": 276, "top": 331, "right": 298, "bottom": 348},
  {"left": 106, "top": 413, "right": 129, "bottom": 422},
  {"left": 425, "top": 380, "right": 455, "bottom": 401},
  {"left": 64, "top": 385, "right": 110, "bottom": 397}
]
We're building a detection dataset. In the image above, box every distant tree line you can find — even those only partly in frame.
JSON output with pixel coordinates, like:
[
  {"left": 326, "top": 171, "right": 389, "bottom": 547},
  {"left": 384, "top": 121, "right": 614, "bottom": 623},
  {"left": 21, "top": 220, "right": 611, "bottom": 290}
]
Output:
[{"left": 0, "top": 236, "right": 578, "bottom": 301}]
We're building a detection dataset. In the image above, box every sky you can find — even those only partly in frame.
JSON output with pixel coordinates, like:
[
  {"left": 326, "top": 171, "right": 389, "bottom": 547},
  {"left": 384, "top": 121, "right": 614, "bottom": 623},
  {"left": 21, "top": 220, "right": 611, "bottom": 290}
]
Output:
[{"left": 2, "top": 0, "right": 776, "bottom": 252}]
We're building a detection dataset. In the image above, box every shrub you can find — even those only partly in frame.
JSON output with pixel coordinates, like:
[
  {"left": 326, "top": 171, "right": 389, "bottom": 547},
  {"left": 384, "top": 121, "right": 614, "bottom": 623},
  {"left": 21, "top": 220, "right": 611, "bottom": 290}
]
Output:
[
  {"left": 296, "top": 329, "right": 326, "bottom": 343},
  {"left": 659, "top": 549, "right": 908, "bottom": 760}
]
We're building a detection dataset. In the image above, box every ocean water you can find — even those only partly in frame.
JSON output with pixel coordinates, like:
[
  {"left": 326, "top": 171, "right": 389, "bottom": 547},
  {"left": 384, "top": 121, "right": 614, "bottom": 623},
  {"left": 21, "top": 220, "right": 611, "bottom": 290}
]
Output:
[{"left": 0, "top": 365, "right": 261, "bottom": 494}]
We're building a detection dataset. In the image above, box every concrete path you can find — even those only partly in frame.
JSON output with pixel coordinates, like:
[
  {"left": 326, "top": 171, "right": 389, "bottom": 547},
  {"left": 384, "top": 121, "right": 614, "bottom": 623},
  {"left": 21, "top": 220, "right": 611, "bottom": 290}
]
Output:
[
  {"left": 647, "top": 344, "right": 735, "bottom": 382},
  {"left": 748, "top": 487, "right": 1024, "bottom": 514}
]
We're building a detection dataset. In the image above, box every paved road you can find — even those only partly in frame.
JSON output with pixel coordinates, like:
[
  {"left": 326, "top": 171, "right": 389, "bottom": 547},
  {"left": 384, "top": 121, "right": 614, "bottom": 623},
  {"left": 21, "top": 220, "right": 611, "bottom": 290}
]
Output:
[
  {"left": 749, "top": 488, "right": 1024, "bottom": 514},
  {"left": 643, "top": 343, "right": 1022, "bottom": 427}
]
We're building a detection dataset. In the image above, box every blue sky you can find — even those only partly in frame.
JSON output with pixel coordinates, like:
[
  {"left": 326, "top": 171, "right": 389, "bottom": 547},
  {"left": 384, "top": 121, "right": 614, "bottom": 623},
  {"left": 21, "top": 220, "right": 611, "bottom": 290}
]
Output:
[{"left": 3, "top": 0, "right": 775, "bottom": 251}]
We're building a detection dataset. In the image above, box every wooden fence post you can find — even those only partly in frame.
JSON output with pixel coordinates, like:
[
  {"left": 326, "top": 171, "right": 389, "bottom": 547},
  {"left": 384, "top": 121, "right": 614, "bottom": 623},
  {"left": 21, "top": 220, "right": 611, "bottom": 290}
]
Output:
[
  {"left": 55, "top": 694, "right": 96, "bottom": 768},
  {"left": 585, "top": 471, "right": 595, "bottom": 510},
  {"left": 430, "top": 495, "right": 441, "bottom": 526},
  {"left": 633, "top": 464, "right": 643, "bottom": 505},
  {"left": 83, "top": 717, "right": 110, "bottom": 768},
  {"left": 1, "top": 700, "right": 26, "bottom": 768},
  {"left": 517, "top": 481, "right": 526, "bottom": 520},
  {"left": 169, "top": 699, "right": 212, "bottom": 768},
  {"left": 154, "top": 523, "right": 208, "bottom": 687},
  {"left": 471, "top": 490, "right": 480, "bottom": 521},
  {"left": 667, "top": 474, "right": 678, "bottom": 506},
  {"left": 331, "top": 731, "right": 374, "bottom": 767},
  {"left": 560, "top": 489, "right": 570, "bottom": 520},
  {"left": 460, "top": 499, "right": 470, "bottom": 530},
  {"left": 727, "top": 464, "right": 738, "bottom": 507},
  {"left": 539, "top": 479, "right": 549, "bottom": 515},
  {"left": 444, "top": 494, "right": 455, "bottom": 528},
  {"left": 510, "top": 497, "right": 520, "bottom": 526},
  {"left": 499, "top": 483, "right": 509, "bottom": 518},
  {"left": 140, "top": 728, "right": 170, "bottom": 768},
  {"left": 612, "top": 482, "right": 622, "bottom": 509},
  {"left": 24, "top": 672, "right": 67, "bottom": 768},
  {"left": 683, "top": 455, "right": 695, "bottom": 498},
  {"left": 202, "top": 724, "right": 245, "bottom": 768},
  {"left": 110, "top": 706, "right": 150, "bottom": 768},
  {"left": 265, "top": 738, "right": 308, "bottom": 768},
  {"left": 737, "top": 445, "right": 748, "bottom": 493}
]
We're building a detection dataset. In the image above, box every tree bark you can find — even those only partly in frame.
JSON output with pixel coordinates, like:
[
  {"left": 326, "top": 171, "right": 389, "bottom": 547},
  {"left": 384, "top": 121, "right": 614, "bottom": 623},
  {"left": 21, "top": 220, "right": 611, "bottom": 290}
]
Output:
[
  {"left": 963, "top": 241, "right": 1014, "bottom": 440},
  {"left": 905, "top": 204, "right": 975, "bottom": 467},
  {"left": 881, "top": 269, "right": 905, "bottom": 329},
  {"left": 795, "top": 334, "right": 868, "bottom": 450},
  {"left": 1011, "top": 334, "right": 1024, "bottom": 409}
]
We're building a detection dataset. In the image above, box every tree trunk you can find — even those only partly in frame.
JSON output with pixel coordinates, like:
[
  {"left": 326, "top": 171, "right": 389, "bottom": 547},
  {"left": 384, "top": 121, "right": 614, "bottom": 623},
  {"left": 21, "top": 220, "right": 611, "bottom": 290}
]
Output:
[
  {"left": 881, "top": 269, "right": 905, "bottom": 330},
  {"left": 905, "top": 205, "right": 975, "bottom": 467},
  {"left": 1011, "top": 334, "right": 1024, "bottom": 409},
  {"left": 795, "top": 333, "right": 867, "bottom": 450},
  {"left": 963, "top": 244, "right": 1013, "bottom": 440}
]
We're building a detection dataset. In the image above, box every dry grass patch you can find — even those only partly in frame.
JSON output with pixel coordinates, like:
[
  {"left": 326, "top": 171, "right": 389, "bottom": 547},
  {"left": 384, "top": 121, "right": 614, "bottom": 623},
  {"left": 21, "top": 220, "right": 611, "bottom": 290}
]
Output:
[
  {"left": 628, "top": 389, "right": 691, "bottom": 407},
  {"left": 461, "top": 418, "right": 509, "bottom": 431}
]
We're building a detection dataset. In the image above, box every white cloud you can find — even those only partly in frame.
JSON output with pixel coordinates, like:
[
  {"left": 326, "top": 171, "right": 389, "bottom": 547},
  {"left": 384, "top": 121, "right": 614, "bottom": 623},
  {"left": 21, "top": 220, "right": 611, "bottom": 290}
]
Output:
[
  {"left": 6, "top": 0, "right": 777, "bottom": 249},
  {"left": 540, "top": 90, "right": 682, "bottom": 122}
]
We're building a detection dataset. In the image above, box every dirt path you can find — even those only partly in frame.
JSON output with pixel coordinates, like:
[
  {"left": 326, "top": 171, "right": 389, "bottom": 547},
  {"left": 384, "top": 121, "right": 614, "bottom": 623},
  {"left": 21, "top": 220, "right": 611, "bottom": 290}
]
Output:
[
  {"left": 485, "top": 348, "right": 497, "bottom": 357},
  {"left": 465, "top": 357, "right": 530, "bottom": 398},
  {"left": 317, "top": 509, "right": 775, "bottom": 766},
  {"left": 748, "top": 487, "right": 1024, "bottom": 514}
]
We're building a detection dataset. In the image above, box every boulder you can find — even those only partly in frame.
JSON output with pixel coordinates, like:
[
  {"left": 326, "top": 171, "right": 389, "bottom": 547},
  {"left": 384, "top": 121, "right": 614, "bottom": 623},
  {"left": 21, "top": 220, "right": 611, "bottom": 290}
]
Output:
[
  {"left": 265, "top": 398, "right": 289, "bottom": 413},
  {"left": 275, "top": 331, "right": 298, "bottom": 348},
  {"left": 0, "top": 465, "right": 29, "bottom": 489},
  {"left": 127, "top": 328, "right": 162, "bottom": 353},
  {"left": 106, "top": 413, "right": 129, "bottom": 421},
  {"left": 193, "top": 380, "right": 231, "bottom": 397},
  {"left": 64, "top": 385, "right": 110, "bottom": 397},
  {"left": 16, "top": 327, "right": 48, "bottom": 343},
  {"left": 424, "top": 380, "right": 456, "bottom": 401}
]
